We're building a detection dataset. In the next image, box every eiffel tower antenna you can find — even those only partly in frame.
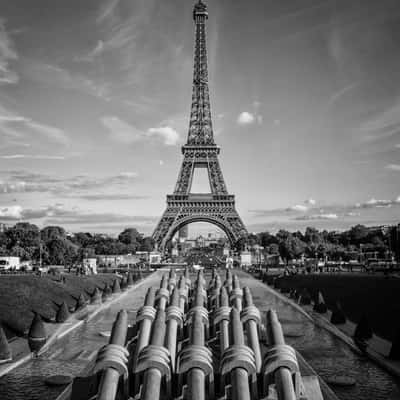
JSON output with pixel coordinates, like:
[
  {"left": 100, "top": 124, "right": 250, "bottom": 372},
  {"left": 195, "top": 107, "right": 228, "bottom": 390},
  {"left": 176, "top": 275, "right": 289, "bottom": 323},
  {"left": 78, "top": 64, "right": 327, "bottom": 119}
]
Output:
[{"left": 153, "top": 0, "right": 248, "bottom": 251}]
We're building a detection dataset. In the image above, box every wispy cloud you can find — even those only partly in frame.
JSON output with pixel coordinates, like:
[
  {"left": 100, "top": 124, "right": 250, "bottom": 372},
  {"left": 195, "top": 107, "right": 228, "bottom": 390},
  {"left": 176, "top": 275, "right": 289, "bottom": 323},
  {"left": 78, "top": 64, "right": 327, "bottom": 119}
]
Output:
[
  {"left": 96, "top": 0, "right": 120, "bottom": 24},
  {"left": 327, "top": 82, "right": 359, "bottom": 107},
  {"left": 0, "top": 203, "right": 157, "bottom": 228},
  {"left": 0, "top": 205, "right": 23, "bottom": 219},
  {"left": 250, "top": 195, "right": 400, "bottom": 221},
  {"left": 286, "top": 204, "right": 309, "bottom": 212},
  {"left": 359, "top": 100, "right": 400, "bottom": 143},
  {"left": 0, "top": 104, "right": 69, "bottom": 146},
  {"left": 357, "top": 197, "right": 400, "bottom": 208},
  {"left": 147, "top": 126, "right": 179, "bottom": 146},
  {"left": 0, "top": 154, "right": 65, "bottom": 160},
  {"left": 385, "top": 164, "right": 400, "bottom": 171},
  {"left": 294, "top": 213, "right": 338, "bottom": 221},
  {"left": 101, "top": 116, "right": 142, "bottom": 144},
  {"left": 0, "top": 170, "right": 139, "bottom": 194},
  {"left": 237, "top": 112, "right": 255, "bottom": 125},
  {"left": 237, "top": 101, "right": 263, "bottom": 126},
  {"left": 101, "top": 115, "right": 180, "bottom": 146},
  {"left": 0, "top": 18, "right": 18, "bottom": 85},
  {"left": 72, "top": 193, "right": 148, "bottom": 201},
  {"left": 21, "top": 61, "right": 110, "bottom": 101}
]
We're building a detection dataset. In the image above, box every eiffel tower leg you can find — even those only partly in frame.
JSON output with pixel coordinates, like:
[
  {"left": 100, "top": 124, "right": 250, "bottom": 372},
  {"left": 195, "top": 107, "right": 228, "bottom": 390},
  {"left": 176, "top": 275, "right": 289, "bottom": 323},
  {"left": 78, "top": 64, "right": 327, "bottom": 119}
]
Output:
[{"left": 152, "top": 211, "right": 178, "bottom": 251}]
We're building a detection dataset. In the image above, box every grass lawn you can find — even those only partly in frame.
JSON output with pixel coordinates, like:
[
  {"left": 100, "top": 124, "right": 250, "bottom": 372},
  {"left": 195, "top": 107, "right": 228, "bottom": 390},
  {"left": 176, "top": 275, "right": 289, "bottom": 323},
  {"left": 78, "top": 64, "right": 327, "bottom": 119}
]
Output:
[
  {"left": 277, "top": 274, "right": 400, "bottom": 342},
  {"left": 0, "top": 274, "right": 120, "bottom": 338}
]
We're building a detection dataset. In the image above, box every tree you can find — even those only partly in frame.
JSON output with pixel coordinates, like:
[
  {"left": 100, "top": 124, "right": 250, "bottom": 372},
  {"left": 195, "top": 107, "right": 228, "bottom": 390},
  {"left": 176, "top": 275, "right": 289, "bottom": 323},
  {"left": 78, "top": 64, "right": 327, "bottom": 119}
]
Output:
[
  {"left": 140, "top": 237, "right": 155, "bottom": 252},
  {"left": 41, "top": 226, "right": 66, "bottom": 243},
  {"left": 269, "top": 243, "right": 279, "bottom": 254},
  {"left": 47, "top": 238, "right": 78, "bottom": 265},
  {"left": 304, "top": 227, "right": 323, "bottom": 245},
  {"left": 279, "top": 235, "right": 306, "bottom": 263},
  {"left": 72, "top": 232, "right": 93, "bottom": 247},
  {"left": 257, "top": 231, "right": 278, "bottom": 248},
  {"left": 118, "top": 228, "right": 142, "bottom": 249},
  {"left": 6, "top": 223, "right": 40, "bottom": 252}
]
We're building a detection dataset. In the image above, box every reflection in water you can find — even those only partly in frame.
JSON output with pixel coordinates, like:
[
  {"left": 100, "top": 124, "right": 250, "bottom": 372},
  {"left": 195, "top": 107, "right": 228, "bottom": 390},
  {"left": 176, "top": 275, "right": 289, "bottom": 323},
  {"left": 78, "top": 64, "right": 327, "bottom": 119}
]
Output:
[
  {"left": 240, "top": 274, "right": 397, "bottom": 400},
  {"left": 0, "top": 271, "right": 397, "bottom": 400},
  {"left": 0, "top": 274, "right": 154, "bottom": 400}
]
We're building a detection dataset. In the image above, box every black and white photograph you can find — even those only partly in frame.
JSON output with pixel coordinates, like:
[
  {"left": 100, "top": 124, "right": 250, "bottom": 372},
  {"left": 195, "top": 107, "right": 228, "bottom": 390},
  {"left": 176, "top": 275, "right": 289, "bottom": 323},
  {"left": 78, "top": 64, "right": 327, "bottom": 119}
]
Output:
[{"left": 0, "top": 0, "right": 399, "bottom": 399}]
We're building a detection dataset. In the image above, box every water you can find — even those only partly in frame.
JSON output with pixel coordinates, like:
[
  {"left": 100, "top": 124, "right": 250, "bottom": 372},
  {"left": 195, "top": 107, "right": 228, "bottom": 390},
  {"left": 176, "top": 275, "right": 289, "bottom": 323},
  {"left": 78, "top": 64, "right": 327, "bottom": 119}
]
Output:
[
  {"left": 0, "top": 272, "right": 162, "bottom": 400},
  {"left": 238, "top": 272, "right": 399, "bottom": 400},
  {"left": 0, "top": 270, "right": 398, "bottom": 400}
]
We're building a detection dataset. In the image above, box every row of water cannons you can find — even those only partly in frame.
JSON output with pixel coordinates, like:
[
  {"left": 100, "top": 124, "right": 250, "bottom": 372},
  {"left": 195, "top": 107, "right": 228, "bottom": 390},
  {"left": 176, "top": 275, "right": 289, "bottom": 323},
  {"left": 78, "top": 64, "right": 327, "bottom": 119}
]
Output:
[
  {"left": 79, "top": 268, "right": 323, "bottom": 400},
  {"left": 0, "top": 272, "right": 142, "bottom": 363}
]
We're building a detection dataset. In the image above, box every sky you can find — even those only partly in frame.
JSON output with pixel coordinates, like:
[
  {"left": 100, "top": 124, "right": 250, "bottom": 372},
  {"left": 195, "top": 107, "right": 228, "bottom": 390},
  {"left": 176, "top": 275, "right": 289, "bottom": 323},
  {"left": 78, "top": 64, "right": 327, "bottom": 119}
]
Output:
[{"left": 0, "top": 0, "right": 399, "bottom": 236}]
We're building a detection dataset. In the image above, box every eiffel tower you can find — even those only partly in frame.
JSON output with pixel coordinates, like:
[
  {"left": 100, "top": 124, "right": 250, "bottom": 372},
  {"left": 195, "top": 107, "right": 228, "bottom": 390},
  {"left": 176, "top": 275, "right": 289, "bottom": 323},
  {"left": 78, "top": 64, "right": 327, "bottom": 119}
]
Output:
[{"left": 153, "top": 0, "right": 248, "bottom": 250}]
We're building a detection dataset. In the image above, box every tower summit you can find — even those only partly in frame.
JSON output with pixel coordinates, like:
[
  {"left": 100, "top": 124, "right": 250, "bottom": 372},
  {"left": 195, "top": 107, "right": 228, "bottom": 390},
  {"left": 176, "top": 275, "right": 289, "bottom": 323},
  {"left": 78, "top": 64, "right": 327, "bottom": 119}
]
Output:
[{"left": 153, "top": 0, "right": 248, "bottom": 250}]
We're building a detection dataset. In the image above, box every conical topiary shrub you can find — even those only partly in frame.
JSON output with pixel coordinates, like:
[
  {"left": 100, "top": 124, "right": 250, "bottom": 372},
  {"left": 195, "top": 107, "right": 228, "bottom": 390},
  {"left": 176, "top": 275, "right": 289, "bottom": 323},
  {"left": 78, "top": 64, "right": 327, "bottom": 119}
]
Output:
[
  {"left": 112, "top": 279, "right": 121, "bottom": 294},
  {"left": 273, "top": 278, "right": 281, "bottom": 289},
  {"left": 28, "top": 313, "right": 47, "bottom": 352},
  {"left": 127, "top": 272, "right": 134, "bottom": 287},
  {"left": 56, "top": 302, "right": 70, "bottom": 323},
  {"left": 313, "top": 291, "right": 327, "bottom": 313},
  {"left": 120, "top": 277, "right": 128, "bottom": 291},
  {"left": 280, "top": 284, "right": 290, "bottom": 294},
  {"left": 102, "top": 284, "right": 110, "bottom": 301},
  {"left": 0, "top": 325, "right": 12, "bottom": 363},
  {"left": 299, "top": 288, "right": 312, "bottom": 305},
  {"left": 389, "top": 329, "right": 400, "bottom": 360},
  {"left": 76, "top": 293, "right": 87, "bottom": 310},
  {"left": 91, "top": 288, "right": 102, "bottom": 305},
  {"left": 354, "top": 314, "right": 373, "bottom": 341},
  {"left": 330, "top": 301, "right": 346, "bottom": 325}
]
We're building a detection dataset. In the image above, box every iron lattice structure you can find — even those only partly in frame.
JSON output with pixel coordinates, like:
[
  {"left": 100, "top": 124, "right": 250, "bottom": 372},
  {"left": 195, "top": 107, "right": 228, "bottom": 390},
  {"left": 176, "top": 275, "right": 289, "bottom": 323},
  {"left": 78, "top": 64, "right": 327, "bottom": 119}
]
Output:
[{"left": 153, "top": 0, "right": 248, "bottom": 250}]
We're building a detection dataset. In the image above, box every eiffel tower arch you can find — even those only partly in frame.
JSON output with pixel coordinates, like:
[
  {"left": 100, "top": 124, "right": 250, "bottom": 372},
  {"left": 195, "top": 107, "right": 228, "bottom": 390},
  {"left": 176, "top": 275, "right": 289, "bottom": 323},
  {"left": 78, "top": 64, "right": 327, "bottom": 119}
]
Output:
[{"left": 153, "top": 0, "right": 248, "bottom": 250}]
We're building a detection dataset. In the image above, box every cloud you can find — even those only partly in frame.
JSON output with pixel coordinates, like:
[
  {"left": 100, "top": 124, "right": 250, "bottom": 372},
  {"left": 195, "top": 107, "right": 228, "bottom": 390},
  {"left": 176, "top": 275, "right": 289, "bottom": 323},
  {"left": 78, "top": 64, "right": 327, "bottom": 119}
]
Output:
[
  {"left": 385, "top": 164, "right": 400, "bottom": 171},
  {"left": 0, "top": 104, "right": 69, "bottom": 146},
  {"left": 0, "top": 170, "right": 139, "bottom": 194},
  {"left": 0, "top": 205, "right": 23, "bottom": 219},
  {"left": 45, "top": 210, "right": 158, "bottom": 226},
  {"left": 327, "top": 82, "right": 359, "bottom": 107},
  {"left": 73, "top": 193, "right": 147, "bottom": 201},
  {"left": 78, "top": 40, "right": 105, "bottom": 62},
  {"left": 101, "top": 116, "right": 180, "bottom": 146},
  {"left": 0, "top": 204, "right": 148, "bottom": 224},
  {"left": 21, "top": 61, "right": 110, "bottom": 101},
  {"left": 237, "top": 102, "right": 264, "bottom": 126},
  {"left": 0, "top": 154, "right": 65, "bottom": 160},
  {"left": 294, "top": 213, "right": 339, "bottom": 221},
  {"left": 356, "top": 197, "right": 400, "bottom": 208},
  {"left": 359, "top": 99, "right": 400, "bottom": 143},
  {"left": 305, "top": 198, "right": 316, "bottom": 206},
  {"left": 286, "top": 204, "right": 308, "bottom": 212},
  {"left": 251, "top": 194, "right": 400, "bottom": 221},
  {"left": 96, "top": 0, "right": 121, "bottom": 24},
  {"left": 147, "top": 126, "right": 179, "bottom": 146},
  {"left": 101, "top": 116, "right": 142, "bottom": 144},
  {"left": 0, "top": 19, "right": 18, "bottom": 85},
  {"left": 237, "top": 112, "right": 255, "bottom": 125}
]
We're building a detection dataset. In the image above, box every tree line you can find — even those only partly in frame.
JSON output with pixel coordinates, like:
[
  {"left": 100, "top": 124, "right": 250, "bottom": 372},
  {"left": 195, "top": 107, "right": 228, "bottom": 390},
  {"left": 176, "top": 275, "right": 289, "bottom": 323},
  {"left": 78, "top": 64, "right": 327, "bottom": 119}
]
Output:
[
  {"left": 237, "top": 224, "right": 396, "bottom": 263},
  {"left": 0, "top": 223, "right": 155, "bottom": 265},
  {"left": 0, "top": 222, "right": 397, "bottom": 265}
]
